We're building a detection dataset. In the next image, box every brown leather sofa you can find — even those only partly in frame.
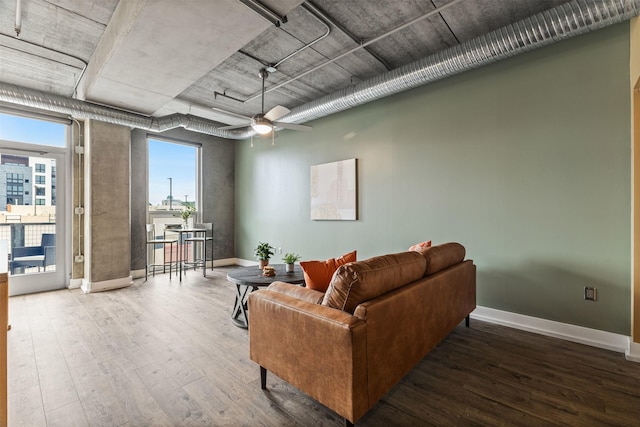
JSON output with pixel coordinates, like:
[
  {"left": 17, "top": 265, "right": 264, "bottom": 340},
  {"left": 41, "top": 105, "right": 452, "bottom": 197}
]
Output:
[{"left": 248, "top": 242, "right": 476, "bottom": 426}]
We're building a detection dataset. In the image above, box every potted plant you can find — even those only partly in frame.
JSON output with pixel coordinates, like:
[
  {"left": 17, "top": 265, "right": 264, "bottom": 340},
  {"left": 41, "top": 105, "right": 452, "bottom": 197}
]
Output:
[
  {"left": 181, "top": 205, "right": 196, "bottom": 228},
  {"left": 282, "top": 252, "right": 301, "bottom": 273},
  {"left": 254, "top": 242, "right": 274, "bottom": 269}
]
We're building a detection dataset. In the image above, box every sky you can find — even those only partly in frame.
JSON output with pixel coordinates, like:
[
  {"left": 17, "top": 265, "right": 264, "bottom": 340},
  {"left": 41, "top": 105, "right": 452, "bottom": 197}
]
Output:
[
  {"left": 148, "top": 139, "right": 196, "bottom": 206},
  {"left": 0, "top": 113, "right": 196, "bottom": 207},
  {"left": 0, "top": 113, "right": 66, "bottom": 146}
]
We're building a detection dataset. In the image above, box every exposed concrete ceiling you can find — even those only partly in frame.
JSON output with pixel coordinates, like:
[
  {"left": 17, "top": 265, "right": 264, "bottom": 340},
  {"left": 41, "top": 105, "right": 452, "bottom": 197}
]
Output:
[{"left": 0, "top": 0, "right": 571, "bottom": 128}]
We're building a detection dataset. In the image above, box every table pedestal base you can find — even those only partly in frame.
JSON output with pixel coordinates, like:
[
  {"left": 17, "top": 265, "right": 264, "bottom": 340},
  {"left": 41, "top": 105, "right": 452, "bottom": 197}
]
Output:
[
  {"left": 231, "top": 284, "right": 256, "bottom": 329},
  {"left": 226, "top": 264, "right": 306, "bottom": 329}
]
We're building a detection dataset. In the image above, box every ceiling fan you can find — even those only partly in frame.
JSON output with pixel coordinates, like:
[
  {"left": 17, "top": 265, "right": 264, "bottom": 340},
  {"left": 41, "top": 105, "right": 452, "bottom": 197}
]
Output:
[{"left": 220, "top": 68, "right": 312, "bottom": 135}]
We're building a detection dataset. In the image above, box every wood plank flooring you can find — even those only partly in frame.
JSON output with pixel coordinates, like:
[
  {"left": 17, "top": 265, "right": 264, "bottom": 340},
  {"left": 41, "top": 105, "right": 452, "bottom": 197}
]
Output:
[{"left": 7, "top": 267, "right": 640, "bottom": 426}]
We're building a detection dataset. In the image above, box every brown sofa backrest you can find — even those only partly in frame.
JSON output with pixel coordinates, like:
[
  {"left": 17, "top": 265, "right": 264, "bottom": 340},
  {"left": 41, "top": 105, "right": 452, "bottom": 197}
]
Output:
[
  {"left": 418, "top": 242, "right": 466, "bottom": 276},
  {"left": 321, "top": 251, "right": 426, "bottom": 313}
]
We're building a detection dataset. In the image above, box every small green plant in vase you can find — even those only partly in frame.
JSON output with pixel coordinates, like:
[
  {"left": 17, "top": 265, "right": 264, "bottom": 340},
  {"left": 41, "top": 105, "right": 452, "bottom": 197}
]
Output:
[
  {"left": 282, "top": 253, "right": 301, "bottom": 273},
  {"left": 180, "top": 205, "right": 196, "bottom": 228},
  {"left": 254, "top": 242, "right": 274, "bottom": 269}
]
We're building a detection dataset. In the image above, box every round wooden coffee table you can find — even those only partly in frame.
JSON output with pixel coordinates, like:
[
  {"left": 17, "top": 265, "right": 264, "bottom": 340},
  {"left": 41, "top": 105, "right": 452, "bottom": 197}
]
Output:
[{"left": 226, "top": 264, "right": 305, "bottom": 328}]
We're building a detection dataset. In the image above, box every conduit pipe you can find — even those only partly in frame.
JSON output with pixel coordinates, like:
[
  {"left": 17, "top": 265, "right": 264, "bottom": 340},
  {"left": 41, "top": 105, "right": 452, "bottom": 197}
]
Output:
[
  {"left": 271, "top": 3, "right": 331, "bottom": 70},
  {"left": 0, "top": 0, "right": 638, "bottom": 139},
  {"left": 248, "top": 0, "right": 467, "bottom": 103},
  {"left": 238, "top": 0, "right": 287, "bottom": 27},
  {"left": 15, "top": 0, "right": 22, "bottom": 37},
  {"left": 0, "top": 33, "right": 88, "bottom": 97},
  {"left": 303, "top": 1, "right": 392, "bottom": 71}
]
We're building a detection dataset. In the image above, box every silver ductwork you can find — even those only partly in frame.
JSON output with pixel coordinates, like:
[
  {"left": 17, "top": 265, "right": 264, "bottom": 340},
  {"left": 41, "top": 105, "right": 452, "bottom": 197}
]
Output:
[
  {"left": 0, "top": 82, "right": 254, "bottom": 139},
  {"left": 0, "top": 0, "right": 638, "bottom": 139},
  {"left": 280, "top": 0, "right": 640, "bottom": 124}
]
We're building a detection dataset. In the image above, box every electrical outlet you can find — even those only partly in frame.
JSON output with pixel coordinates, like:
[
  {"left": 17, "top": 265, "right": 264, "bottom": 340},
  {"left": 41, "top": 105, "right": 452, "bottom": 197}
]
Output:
[
  {"left": 74, "top": 255, "right": 84, "bottom": 263},
  {"left": 584, "top": 286, "right": 597, "bottom": 301}
]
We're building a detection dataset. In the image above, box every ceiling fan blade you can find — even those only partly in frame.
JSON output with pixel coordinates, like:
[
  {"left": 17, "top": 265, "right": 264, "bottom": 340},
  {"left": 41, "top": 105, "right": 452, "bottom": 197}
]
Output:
[
  {"left": 273, "top": 121, "right": 312, "bottom": 132},
  {"left": 264, "top": 105, "right": 290, "bottom": 121},
  {"left": 218, "top": 122, "right": 250, "bottom": 130}
]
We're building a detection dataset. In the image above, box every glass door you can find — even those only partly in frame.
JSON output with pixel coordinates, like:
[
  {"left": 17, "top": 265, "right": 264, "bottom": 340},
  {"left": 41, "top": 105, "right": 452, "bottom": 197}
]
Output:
[{"left": 0, "top": 112, "right": 69, "bottom": 296}]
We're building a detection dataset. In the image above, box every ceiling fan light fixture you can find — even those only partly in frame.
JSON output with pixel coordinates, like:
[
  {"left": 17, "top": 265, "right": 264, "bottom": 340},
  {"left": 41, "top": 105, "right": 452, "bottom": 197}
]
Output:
[{"left": 251, "top": 116, "right": 272, "bottom": 134}]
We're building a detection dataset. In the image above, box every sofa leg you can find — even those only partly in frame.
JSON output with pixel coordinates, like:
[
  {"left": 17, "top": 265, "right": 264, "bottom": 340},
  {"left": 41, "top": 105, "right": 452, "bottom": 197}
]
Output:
[
  {"left": 465, "top": 315, "right": 470, "bottom": 328},
  {"left": 260, "top": 366, "right": 267, "bottom": 390},
  {"left": 345, "top": 418, "right": 354, "bottom": 427}
]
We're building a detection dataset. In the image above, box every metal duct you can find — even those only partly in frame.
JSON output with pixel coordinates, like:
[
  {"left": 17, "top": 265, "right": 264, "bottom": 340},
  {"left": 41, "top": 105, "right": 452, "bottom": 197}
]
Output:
[
  {"left": 0, "top": 81, "right": 254, "bottom": 139},
  {"left": 280, "top": 0, "right": 640, "bottom": 125},
  {"left": 0, "top": 0, "right": 638, "bottom": 139}
]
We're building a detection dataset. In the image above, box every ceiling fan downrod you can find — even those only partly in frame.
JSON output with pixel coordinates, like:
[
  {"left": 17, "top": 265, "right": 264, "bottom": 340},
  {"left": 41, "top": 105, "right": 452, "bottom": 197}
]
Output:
[{"left": 258, "top": 68, "right": 269, "bottom": 115}]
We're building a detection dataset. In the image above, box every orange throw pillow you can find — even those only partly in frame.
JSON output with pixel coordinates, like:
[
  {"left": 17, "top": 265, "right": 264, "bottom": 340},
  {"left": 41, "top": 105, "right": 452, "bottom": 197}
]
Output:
[
  {"left": 301, "top": 250, "right": 357, "bottom": 292},
  {"left": 335, "top": 250, "right": 357, "bottom": 267}
]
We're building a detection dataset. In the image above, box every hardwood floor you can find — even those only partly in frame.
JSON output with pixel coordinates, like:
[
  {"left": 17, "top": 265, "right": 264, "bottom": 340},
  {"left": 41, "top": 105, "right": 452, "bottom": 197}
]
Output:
[{"left": 8, "top": 267, "right": 640, "bottom": 426}]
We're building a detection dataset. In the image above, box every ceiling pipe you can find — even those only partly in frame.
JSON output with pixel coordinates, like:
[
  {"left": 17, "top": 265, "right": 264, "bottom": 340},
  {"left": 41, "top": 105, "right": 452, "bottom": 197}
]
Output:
[
  {"left": 0, "top": 0, "right": 638, "bottom": 140},
  {"left": 279, "top": 0, "right": 640, "bottom": 125}
]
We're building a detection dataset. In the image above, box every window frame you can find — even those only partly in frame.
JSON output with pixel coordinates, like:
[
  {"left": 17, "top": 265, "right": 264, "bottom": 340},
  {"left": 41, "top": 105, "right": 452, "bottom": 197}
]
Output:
[{"left": 146, "top": 135, "right": 202, "bottom": 221}]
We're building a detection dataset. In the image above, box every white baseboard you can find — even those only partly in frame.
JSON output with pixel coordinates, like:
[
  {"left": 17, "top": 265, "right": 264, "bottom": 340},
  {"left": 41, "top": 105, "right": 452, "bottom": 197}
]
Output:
[
  {"left": 235, "top": 258, "right": 258, "bottom": 267},
  {"left": 211, "top": 257, "right": 236, "bottom": 267},
  {"left": 68, "top": 278, "right": 83, "bottom": 289},
  {"left": 471, "top": 306, "right": 632, "bottom": 356},
  {"left": 81, "top": 276, "right": 133, "bottom": 293},
  {"left": 626, "top": 341, "right": 640, "bottom": 362},
  {"left": 131, "top": 268, "right": 145, "bottom": 280}
]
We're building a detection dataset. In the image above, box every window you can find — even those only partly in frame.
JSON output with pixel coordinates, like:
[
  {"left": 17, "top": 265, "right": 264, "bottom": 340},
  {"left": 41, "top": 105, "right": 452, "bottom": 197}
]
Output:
[
  {"left": 35, "top": 163, "right": 46, "bottom": 173},
  {"left": 36, "top": 187, "right": 46, "bottom": 196},
  {"left": 6, "top": 173, "right": 24, "bottom": 183},
  {"left": 5, "top": 173, "right": 24, "bottom": 197},
  {"left": 148, "top": 138, "right": 198, "bottom": 213},
  {"left": 35, "top": 175, "right": 46, "bottom": 184},
  {"left": 35, "top": 198, "right": 45, "bottom": 205},
  {"left": 7, "top": 185, "right": 23, "bottom": 196}
]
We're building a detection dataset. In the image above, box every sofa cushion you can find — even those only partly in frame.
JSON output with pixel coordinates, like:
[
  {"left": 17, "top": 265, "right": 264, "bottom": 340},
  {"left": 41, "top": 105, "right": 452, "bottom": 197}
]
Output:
[
  {"left": 322, "top": 251, "right": 426, "bottom": 313},
  {"left": 300, "top": 250, "right": 357, "bottom": 292},
  {"left": 419, "top": 242, "right": 466, "bottom": 276},
  {"left": 268, "top": 281, "right": 325, "bottom": 304}
]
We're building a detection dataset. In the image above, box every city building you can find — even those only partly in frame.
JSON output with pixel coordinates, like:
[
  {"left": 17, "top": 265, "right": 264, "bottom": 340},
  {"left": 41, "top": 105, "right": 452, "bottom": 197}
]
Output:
[{"left": 0, "top": 155, "right": 55, "bottom": 212}]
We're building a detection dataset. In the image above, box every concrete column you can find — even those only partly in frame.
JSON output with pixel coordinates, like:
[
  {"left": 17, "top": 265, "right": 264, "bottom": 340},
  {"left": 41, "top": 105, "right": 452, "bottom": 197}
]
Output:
[{"left": 81, "top": 119, "right": 132, "bottom": 293}]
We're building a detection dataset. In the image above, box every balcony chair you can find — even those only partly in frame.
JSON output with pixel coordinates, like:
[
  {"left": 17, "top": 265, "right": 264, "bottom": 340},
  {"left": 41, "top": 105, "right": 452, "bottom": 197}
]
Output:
[
  {"left": 183, "top": 223, "right": 213, "bottom": 277},
  {"left": 145, "top": 224, "right": 178, "bottom": 280},
  {"left": 10, "top": 233, "right": 55, "bottom": 274}
]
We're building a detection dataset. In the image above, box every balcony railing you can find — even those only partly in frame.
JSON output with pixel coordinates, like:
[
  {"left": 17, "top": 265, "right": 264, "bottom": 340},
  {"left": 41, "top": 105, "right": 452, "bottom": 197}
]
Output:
[{"left": 0, "top": 222, "right": 54, "bottom": 253}]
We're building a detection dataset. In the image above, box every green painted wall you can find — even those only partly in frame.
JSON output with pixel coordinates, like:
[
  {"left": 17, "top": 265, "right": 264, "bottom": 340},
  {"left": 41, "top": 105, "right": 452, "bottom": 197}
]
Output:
[{"left": 236, "top": 23, "right": 631, "bottom": 334}]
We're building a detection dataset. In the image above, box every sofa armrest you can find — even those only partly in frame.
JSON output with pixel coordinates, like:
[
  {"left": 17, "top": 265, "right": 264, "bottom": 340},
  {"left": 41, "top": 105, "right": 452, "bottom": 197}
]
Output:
[
  {"left": 248, "top": 289, "right": 368, "bottom": 422},
  {"left": 267, "top": 281, "right": 324, "bottom": 304}
]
